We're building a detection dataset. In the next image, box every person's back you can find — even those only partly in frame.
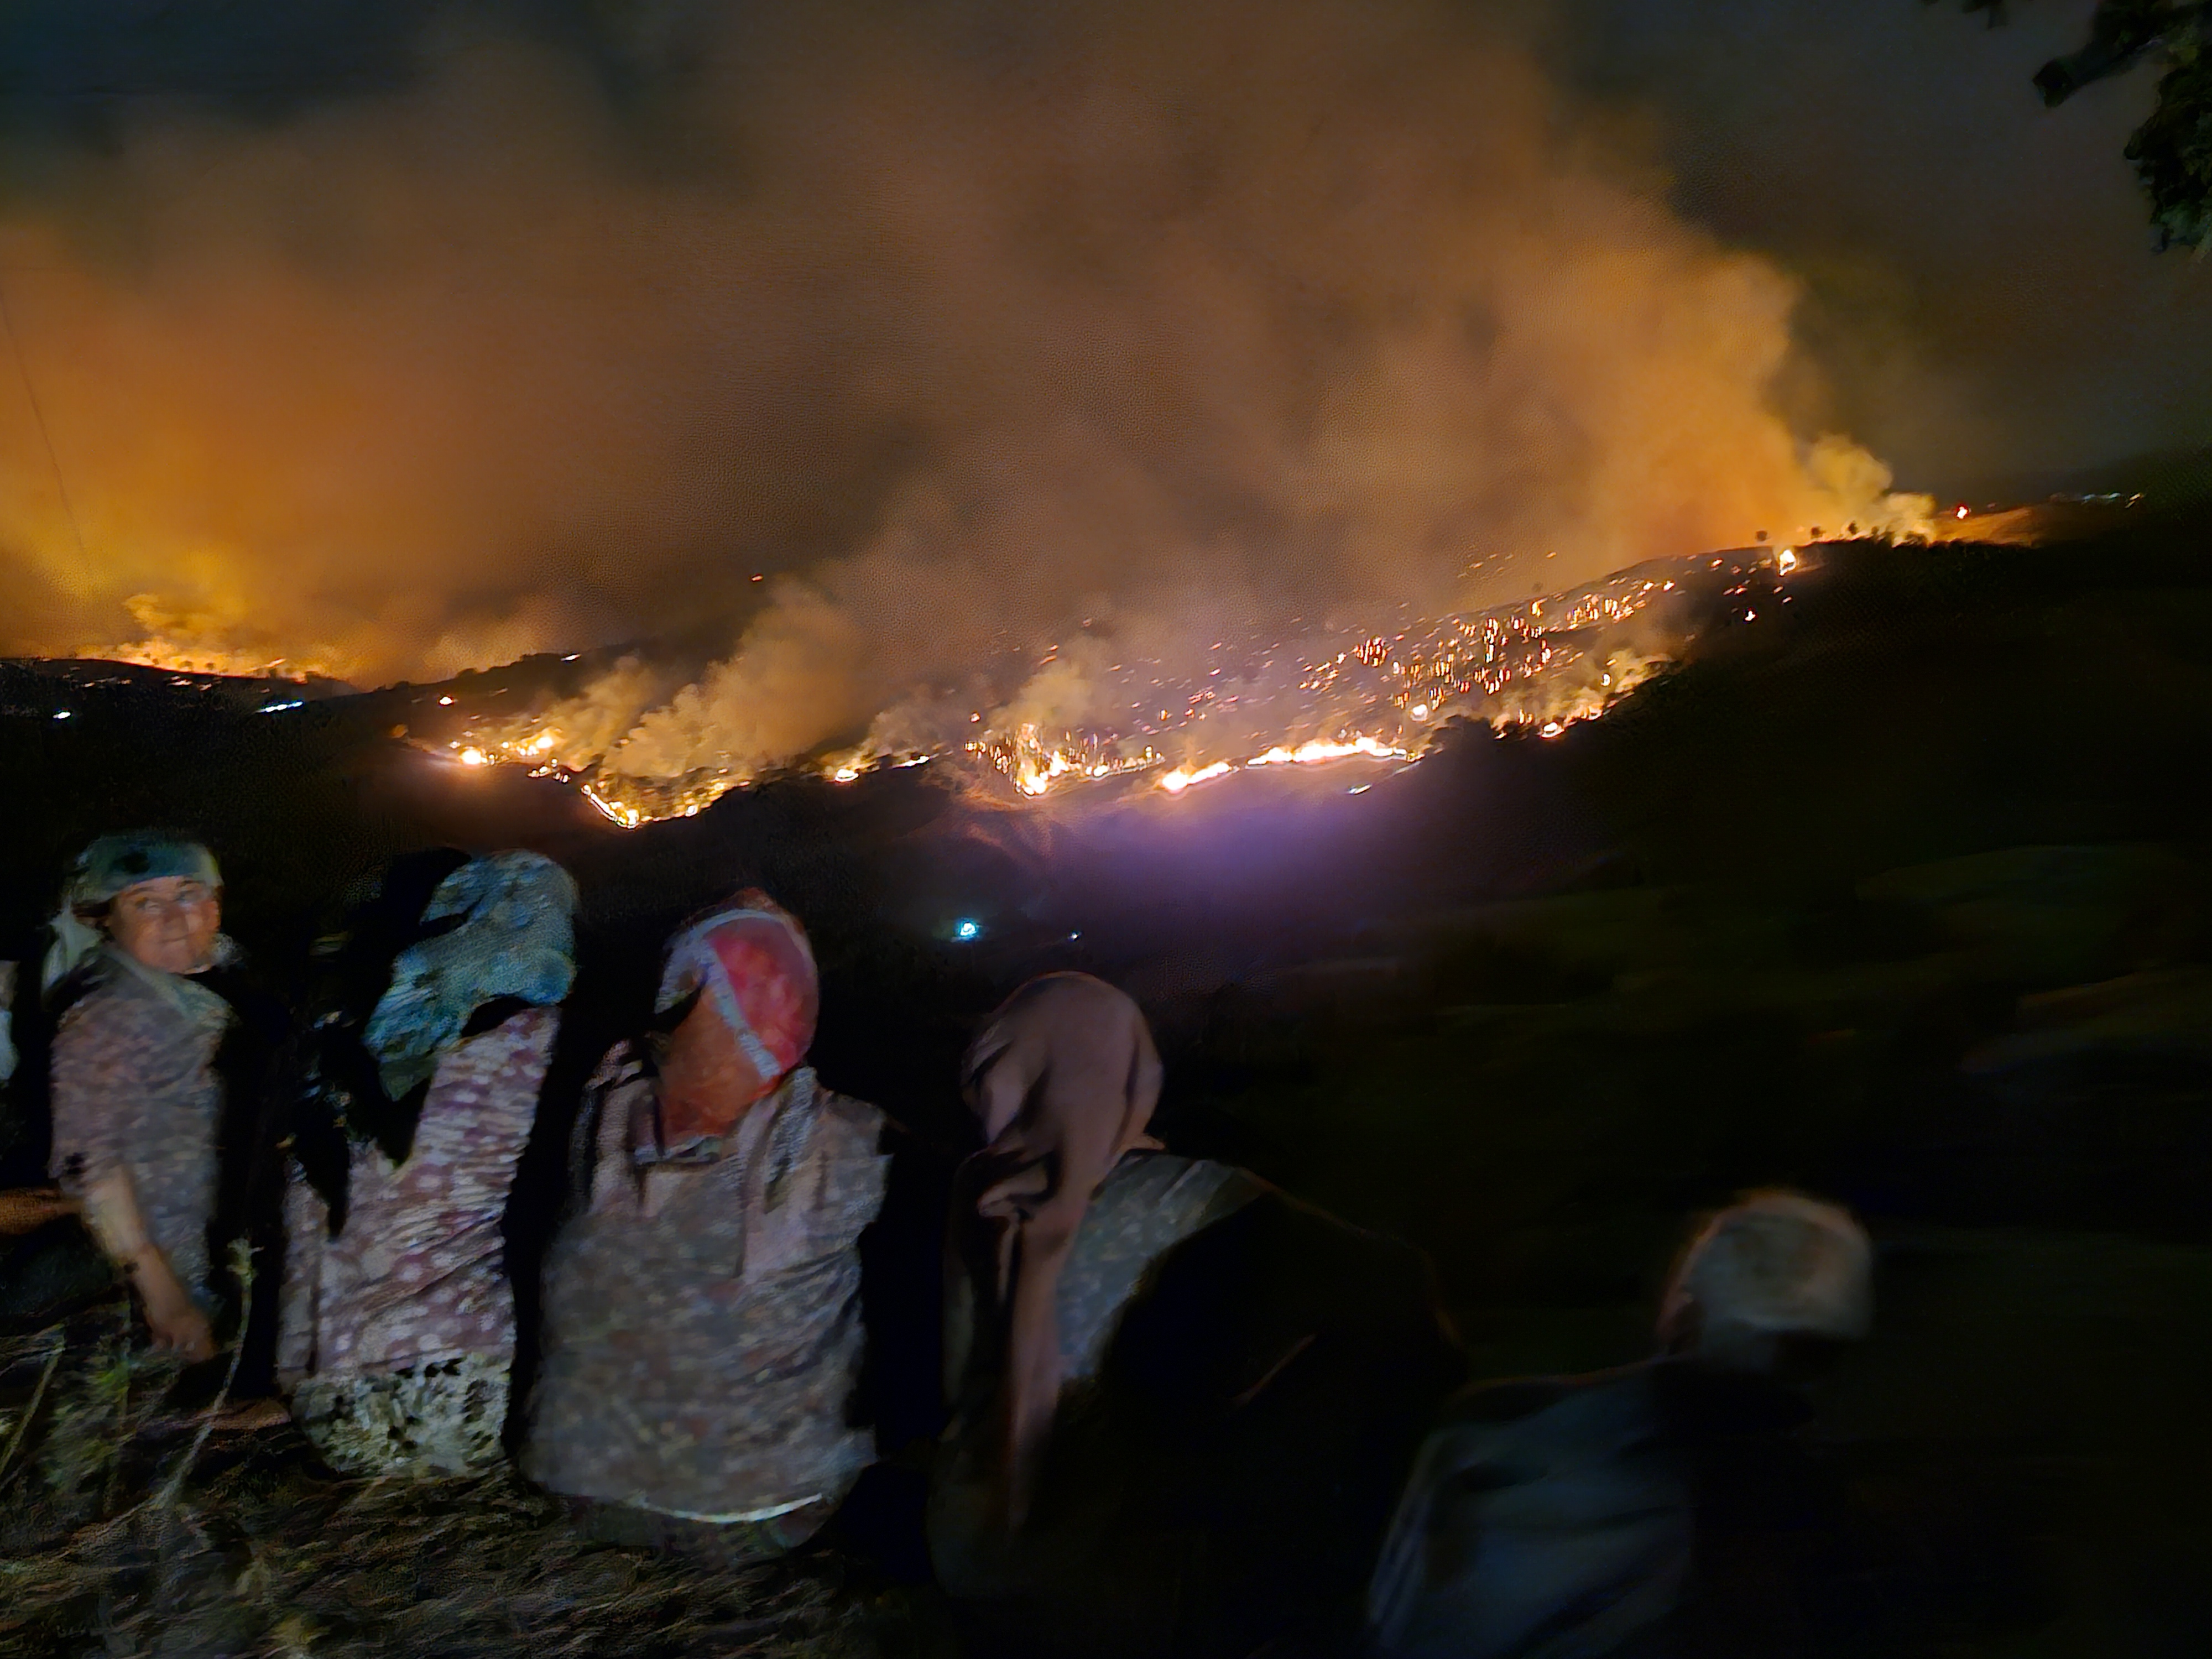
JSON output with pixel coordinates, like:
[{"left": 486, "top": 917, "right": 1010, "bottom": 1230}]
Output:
[
  {"left": 531, "top": 1051, "right": 885, "bottom": 1539},
  {"left": 1083, "top": 1182, "right": 1467, "bottom": 1659},
  {"left": 928, "top": 1149, "right": 1269, "bottom": 1627},
  {"left": 278, "top": 849, "right": 578, "bottom": 1475},
  {"left": 1369, "top": 1365, "right": 1693, "bottom": 1659},
  {"left": 524, "top": 893, "right": 891, "bottom": 1563},
  {"left": 1369, "top": 1191, "right": 1875, "bottom": 1659},
  {"left": 932, "top": 975, "right": 1463, "bottom": 1659}
]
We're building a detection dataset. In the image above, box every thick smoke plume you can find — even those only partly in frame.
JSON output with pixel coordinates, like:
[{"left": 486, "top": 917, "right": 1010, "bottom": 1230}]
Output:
[{"left": 0, "top": 0, "right": 1923, "bottom": 780}]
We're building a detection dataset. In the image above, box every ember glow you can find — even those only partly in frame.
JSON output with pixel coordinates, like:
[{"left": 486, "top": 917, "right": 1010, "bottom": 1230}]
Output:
[
  {"left": 442, "top": 546, "right": 1791, "bottom": 825},
  {"left": 105, "top": 640, "right": 310, "bottom": 683}
]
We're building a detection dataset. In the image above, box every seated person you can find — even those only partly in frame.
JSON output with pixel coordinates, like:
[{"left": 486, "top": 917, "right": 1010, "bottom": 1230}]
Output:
[
  {"left": 524, "top": 891, "right": 890, "bottom": 1564},
  {"left": 2, "top": 953, "right": 103, "bottom": 1318},
  {"left": 1367, "top": 1191, "right": 1875, "bottom": 1659},
  {"left": 0, "top": 1109, "right": 95, "bottom": 1317},
  {"left": 43, "top": 833, "right": 248, "bottom": 1360},
  {"left": 932, "top": 972, "right": 1464, "bottom": 1659},
  {"left": 277, "top": 849, "right": 578, "bottom": 1476},
  {"left": 1, "top": 957, "right": 72, "bottom": 1237}
]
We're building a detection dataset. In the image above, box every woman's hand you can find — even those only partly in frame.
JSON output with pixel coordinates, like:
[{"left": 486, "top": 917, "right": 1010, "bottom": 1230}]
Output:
[
  {"left": 76, "top": 1170, "right": 216, "bottom": 1360},
  {"left": 135, "top": 1261, "right": 217, "bottom": 1363}
]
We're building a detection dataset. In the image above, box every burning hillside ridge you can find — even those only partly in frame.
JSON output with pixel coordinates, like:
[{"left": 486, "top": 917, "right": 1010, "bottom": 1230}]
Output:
[
  {"left": 2, "top": 0, "right": 1933, "bottom": 734},
  {"left": 444, "top": 540, "right": 1833, "bottom": 825}
]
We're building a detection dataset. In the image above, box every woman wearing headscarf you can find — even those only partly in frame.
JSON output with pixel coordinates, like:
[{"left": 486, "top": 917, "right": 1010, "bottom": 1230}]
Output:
[
  {"left": 275, "top": 848, "right": 578, "bottom": 1475},
  {"left": 931, "top": 973, "right": 1464, "bottom": 1659},
  {"left": 39, "top": 832, "right": 267, "bottom": 1360},
  {"left": 524, "top": 890, "right": 890, "bottom": 1563}
]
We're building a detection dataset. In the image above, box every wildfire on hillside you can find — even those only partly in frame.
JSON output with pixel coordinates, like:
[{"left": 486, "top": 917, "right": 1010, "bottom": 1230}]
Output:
[
  {"left": 437, "top": 546, "right": 1794, "bottom": 827},
  {"left": 105, "top": 641, "right": 312, "bottom": 682}
]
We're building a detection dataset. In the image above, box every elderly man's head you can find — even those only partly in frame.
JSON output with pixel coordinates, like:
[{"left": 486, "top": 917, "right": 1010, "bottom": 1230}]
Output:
[{"left": 1657, "top": 1191, "right": 1872, "bottom": 1375}]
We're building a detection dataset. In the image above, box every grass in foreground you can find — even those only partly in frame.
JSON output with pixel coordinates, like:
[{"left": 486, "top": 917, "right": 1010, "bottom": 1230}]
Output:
[{"left": 0, "top": 1302, "right": 920, "bottom": 1659}]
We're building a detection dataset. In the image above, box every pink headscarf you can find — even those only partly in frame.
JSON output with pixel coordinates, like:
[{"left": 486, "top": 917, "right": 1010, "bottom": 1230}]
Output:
[
  {"left": 655, "top": 890, "right": 818, "bottom": 1146},
  {"left": 956, "top": 972, "right": 1163, "bottom": 1524}
]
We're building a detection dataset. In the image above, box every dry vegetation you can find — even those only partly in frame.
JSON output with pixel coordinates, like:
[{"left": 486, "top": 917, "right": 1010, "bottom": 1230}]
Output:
[{"left": 0, "top": 1300, "right": 916, "bottom": 1659}]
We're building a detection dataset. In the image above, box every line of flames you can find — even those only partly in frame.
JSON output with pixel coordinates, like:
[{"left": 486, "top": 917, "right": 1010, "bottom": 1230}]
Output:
[
  {"left": 436, "top": 548, "right": 1790, "bottom": 826},
  {"left": 441, "top": 644, "right": 1651, "bottom": 828}
]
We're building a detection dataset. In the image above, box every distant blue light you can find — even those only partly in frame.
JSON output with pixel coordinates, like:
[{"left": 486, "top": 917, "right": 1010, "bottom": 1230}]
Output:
[
  {"left": 258, "top": 699, "right": 305, "bottom": 714},
  {"left": 954, "top": 919, "right": 980, "bottom": 941}
]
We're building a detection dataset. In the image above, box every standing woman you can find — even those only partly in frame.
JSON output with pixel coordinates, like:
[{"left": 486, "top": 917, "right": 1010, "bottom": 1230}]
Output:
[
  {"left": 44, "top": 832, "right": 246, "bottom": 1360},
  {"left": 276, "top": 849, "right": 578, "bottom": 1476},
  {"left": 525, "top": 891, "right": 890, "bottom": 1563}
]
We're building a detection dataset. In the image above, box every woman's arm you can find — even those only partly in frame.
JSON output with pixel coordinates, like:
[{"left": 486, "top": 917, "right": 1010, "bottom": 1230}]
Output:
[
  {"left": 79, "top": 1167, "right": 215, "bottom": 1361},
  {"left": 50, "top": 989, "right": 218, "bottom": 1360},
  {"left": 0, "top": 1185, "right": 76, "bottom": 1235}
]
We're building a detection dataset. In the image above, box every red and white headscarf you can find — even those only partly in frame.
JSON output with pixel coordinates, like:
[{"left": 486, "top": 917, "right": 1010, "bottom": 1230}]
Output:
[{"left": 656, "top": 890, "right": 819, "bottom": 1093}]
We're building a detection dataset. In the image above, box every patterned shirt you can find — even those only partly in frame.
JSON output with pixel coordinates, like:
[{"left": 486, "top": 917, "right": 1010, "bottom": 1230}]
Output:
[
  {"left": 524, "top": 1048, "right": 889, "bottom": 1521},
  {"left": 278, "top": 1006, "right": 557, "bottom": 1382},
  {"left": 49, "top": 954, "right": 233, "bottom": 1298}
]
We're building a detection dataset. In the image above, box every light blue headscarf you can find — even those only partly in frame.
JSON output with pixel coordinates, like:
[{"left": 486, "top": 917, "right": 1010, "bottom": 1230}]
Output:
[{"left": 362, "top": 850, "right": 580, "bottom": 1101}]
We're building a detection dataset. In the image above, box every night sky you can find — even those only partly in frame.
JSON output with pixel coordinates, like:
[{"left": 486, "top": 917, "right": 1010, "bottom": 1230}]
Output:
[
  {"left": 1554, "top": 0, "right": 2212, "bottom": 493},
  {"left": 6, "top": 1, "right": 2194, "bottom": 492}
]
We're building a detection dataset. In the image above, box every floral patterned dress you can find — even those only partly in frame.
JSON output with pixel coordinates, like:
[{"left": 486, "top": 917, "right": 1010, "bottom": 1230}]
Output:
[
  {"left": 49, "top": 952, "right": 233, "bottom": 1305},
  {"left": 278, "top": 1006, "right": 557, "bottom": 1475}
]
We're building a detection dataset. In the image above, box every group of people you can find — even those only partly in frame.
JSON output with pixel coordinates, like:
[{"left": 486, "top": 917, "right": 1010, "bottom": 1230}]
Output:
[{"left": 0, "top": 828, "right": 1879, "bottom": 1658}]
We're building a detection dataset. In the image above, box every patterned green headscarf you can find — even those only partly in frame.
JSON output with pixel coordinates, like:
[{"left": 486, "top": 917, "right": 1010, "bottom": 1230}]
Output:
[{"left": 362, "top": 851, "right": 580, "bottom": 1101}]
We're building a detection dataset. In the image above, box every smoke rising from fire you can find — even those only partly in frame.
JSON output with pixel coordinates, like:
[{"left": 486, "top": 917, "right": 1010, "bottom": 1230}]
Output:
[{"left": 0, "top": 0, "right": 1924, "bottom": 780}]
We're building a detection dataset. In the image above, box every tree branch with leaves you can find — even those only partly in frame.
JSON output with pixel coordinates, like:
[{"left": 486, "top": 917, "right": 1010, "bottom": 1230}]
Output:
[{"left": 1957, "top": 1, "right": 2212, "bottom": 248}]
